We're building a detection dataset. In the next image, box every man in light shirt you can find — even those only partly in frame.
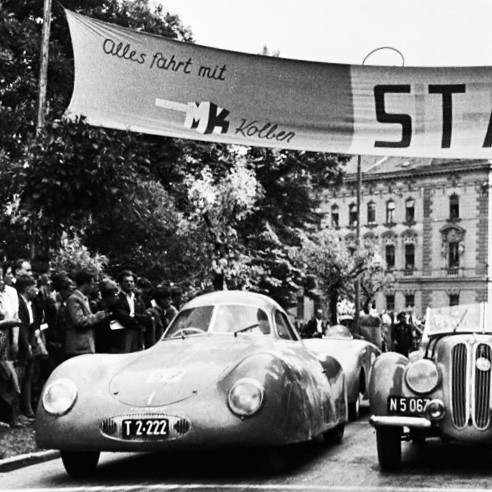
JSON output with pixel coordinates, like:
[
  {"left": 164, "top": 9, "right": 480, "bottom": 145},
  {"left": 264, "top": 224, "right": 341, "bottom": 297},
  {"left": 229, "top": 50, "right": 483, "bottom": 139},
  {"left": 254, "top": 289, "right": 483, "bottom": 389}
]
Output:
[
  {"left": 0, "top": 262, "right": 20, "bottom": 360},
  {"left": 0, "top": 268, "right": 22, "bottom": 428}
]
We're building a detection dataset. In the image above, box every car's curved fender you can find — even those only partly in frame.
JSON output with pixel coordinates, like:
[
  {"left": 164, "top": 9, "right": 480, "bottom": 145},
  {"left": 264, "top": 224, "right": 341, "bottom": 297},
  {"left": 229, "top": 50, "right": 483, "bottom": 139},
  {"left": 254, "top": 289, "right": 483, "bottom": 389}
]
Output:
[{"left": 368, "top": 351, "right": 408, "bottom": 415}]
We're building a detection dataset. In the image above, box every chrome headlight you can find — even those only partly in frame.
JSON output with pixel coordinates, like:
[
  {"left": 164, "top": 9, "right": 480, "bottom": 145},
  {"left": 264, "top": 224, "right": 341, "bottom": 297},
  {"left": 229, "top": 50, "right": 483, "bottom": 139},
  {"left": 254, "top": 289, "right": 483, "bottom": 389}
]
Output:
[
  {"left": 228, "top": 378, "right": 264, "bottom": 417},
  {"left": 405, "top": 359, "right": 440, "bottom": 394},
  {"left": 42, "top": 378, "right": 77, "bottom": 416}
]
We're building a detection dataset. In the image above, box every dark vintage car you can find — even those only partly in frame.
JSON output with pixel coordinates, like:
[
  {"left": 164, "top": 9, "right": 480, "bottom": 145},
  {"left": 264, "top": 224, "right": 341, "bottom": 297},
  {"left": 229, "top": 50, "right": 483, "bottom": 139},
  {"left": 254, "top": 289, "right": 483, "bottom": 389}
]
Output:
[
  {"left": 303, "top": 324, "right": 380, "bottom": 421},
  {"left": 369, "top": 303, "right": 492, "bottom": 471},
  {"left": 36, "top": 290, "right": 347, "bottom": 477}
]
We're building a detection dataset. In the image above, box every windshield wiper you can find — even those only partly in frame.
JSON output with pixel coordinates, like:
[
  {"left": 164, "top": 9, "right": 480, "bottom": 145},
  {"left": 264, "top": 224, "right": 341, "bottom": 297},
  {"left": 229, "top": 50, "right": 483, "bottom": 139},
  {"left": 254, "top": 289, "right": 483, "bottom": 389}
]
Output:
[
  {"left": 453, "top": 309, "right": 468, "bottom": 332},
  {"left": 234, "top": 323, "right": 259, "bottom": 337}
]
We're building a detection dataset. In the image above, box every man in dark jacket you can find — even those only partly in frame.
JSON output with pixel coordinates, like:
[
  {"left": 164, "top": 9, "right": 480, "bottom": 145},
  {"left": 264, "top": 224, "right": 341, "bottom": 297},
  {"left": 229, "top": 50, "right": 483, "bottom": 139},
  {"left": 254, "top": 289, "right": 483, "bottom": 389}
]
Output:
[
  {"left": 111, "top": 271, "right": 151, "bottom": 353},
  {"left": 64, "top": 271, "right": 109, "bottom": 358},
  {"left": 16, "top": 275, "right": 42, "bottom": 419},
  {"left": 391, "top": 312, "right": 414, "bottom": 357},
  {"left": 302, "top": 309, "right": 326, "bottom": 339}
]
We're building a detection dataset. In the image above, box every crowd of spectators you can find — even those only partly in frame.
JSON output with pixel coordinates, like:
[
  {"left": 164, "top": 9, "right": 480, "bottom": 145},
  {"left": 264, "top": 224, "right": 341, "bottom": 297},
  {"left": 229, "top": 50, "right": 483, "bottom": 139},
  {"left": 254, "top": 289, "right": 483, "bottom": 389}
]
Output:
[{"left": 0, "top": 258, "right": 182, "bottom": 430}]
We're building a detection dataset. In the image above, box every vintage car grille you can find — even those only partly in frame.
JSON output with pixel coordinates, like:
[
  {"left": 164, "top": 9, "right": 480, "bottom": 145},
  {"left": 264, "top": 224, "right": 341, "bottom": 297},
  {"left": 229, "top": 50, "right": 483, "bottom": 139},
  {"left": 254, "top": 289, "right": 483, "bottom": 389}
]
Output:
[
  {"left": 100, "top": 413, "right": 191, "bottom": 442},
  {"left": 451, "top": 342, "right": 492, "bottom": 430}
]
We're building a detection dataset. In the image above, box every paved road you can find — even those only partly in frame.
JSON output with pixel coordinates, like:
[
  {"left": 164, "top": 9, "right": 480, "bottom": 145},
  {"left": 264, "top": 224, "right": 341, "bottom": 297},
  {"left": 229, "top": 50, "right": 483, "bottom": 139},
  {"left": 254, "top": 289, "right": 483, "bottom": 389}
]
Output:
[{"left": 1, "top": 404, "right": 491, "bottom": 491}]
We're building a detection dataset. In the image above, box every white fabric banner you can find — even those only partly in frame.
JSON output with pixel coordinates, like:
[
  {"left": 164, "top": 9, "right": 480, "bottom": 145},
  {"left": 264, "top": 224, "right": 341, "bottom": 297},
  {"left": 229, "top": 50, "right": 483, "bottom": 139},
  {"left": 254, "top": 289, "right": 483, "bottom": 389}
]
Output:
[{"left": 65, "top": 10, "right": 492, "bottom": 159}]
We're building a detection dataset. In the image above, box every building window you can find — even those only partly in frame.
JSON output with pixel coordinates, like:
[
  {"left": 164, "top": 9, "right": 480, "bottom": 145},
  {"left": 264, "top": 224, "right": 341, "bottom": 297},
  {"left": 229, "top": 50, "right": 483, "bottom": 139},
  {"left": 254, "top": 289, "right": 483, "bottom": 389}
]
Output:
[
  {"left": 386, "top": 200, "right": 395, "bottom": 224},
  {"left": 405, "top": 294, "right": 415, "bottom": 309},
  {"left": 331, "top": 204, "right": 339, "bottom": 228},
  {"left": 449, "top": 293, "right": 460, "bottom": 306},
  {"left": 405, "top": 198, "right": 415, "bottom": 223},
  {"left": 386, "top": 294, "right": 395, "bottom": 311},
  {"left": 450, "top": 194, "right": 460, "bottom": 220},
  {"left": 405, "top": 243, "right": 415, "bottom": 270},
  {"left": 349, "top": 203, "right": 357, "bottom": 227},
  {"left": 385, "top": 244, "right": 395, "bottom": 269},
  {"left": 367, "top": 202, "right": 376, "bottom": 224},
  {"left": 448, "top": 242, "right": 460, "bottom": 269}
]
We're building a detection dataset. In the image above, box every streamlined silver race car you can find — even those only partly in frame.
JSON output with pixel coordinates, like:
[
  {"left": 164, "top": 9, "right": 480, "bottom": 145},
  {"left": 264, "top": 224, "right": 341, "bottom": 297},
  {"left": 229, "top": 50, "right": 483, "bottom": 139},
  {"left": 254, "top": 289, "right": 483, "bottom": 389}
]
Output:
[{"left": 36, "top": 290, "right": 347, "bottom": 477}]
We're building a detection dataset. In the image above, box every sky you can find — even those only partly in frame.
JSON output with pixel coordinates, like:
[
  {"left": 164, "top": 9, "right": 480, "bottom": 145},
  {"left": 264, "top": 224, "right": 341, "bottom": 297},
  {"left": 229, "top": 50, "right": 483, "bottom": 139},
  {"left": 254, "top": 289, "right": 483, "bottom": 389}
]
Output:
[{"left": 151, "top": 0, "right": 492, "bottom": 67}]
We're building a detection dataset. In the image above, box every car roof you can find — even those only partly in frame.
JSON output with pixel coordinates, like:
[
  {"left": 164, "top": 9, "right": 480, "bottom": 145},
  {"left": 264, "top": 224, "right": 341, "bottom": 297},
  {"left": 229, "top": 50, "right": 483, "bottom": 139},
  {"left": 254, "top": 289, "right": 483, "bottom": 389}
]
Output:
[
  {"left": 325, "top": 324, "right": 353, "bottom": 338},
  {"left": 182, "top": 290, "right": 283, "bottom": 312}
]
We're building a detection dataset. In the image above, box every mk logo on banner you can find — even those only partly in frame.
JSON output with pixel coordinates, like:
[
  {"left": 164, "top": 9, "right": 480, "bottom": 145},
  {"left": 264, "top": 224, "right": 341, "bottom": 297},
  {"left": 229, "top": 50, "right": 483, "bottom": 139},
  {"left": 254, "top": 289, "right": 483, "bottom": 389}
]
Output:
[{"left": 155, "top": 99, "right": 230, "bottom": 135}]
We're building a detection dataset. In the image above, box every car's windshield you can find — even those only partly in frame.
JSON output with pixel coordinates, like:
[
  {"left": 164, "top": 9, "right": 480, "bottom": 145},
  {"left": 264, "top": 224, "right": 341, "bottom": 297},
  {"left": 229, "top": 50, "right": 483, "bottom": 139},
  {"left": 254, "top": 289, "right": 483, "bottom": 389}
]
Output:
[
  {"left": 424, "top": 303, "right": 492, "bottom": 336},
  {"left": 163, "top": 304, "right": 271, "bottom": 339}
]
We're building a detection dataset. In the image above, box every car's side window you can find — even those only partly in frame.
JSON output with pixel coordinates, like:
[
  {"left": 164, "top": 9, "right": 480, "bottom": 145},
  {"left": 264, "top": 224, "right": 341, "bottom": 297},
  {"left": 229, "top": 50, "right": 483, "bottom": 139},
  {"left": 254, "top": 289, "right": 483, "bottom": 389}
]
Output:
[{"left": 275, "top": 311, "right": 296, "bottom": 340}]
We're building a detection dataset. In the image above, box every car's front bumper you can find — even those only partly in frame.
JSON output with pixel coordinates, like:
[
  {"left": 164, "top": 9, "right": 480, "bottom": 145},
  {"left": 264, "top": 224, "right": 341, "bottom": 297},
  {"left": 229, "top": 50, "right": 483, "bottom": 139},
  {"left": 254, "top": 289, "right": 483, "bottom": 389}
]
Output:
[{"left": 369, "top": 415, "right": 432, "bottom": 429}]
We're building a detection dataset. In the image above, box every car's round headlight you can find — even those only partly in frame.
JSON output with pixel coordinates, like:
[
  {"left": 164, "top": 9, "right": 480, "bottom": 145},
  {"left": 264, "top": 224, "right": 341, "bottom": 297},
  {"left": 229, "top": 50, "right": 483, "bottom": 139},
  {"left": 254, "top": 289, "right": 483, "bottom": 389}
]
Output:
[
  {"left": 228, "top": 378, "right": 264, "bottom": 417},
  {"left": 42, "top": 378, "right": 77, "bottom": 416},
  {"left": 405, "top": 359, "right": 440, "bottom": 394}
]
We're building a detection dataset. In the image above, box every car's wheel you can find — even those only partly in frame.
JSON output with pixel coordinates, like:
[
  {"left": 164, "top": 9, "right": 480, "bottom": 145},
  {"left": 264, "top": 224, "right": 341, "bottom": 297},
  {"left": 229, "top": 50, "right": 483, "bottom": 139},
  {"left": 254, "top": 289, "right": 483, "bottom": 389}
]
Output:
[
  {"left": 255, "top": 446, "right": 288, "bottom": 475},
  {"left": 376, "top": 426, "right": 402, "bottom": 471},
  {"left": 61, "top": 450, "right": 100, "bottom": 478},
  {"left": 348, "top": 393, "right": 361, "bottom": 421},
  {"left": 323, "top": 423, "right": 345, "bottom": 445}
]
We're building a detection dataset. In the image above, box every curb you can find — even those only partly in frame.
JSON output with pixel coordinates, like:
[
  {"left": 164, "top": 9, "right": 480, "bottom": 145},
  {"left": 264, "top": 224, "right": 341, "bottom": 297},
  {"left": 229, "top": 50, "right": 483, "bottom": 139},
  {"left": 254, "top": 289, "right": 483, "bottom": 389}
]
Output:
[{"left": 0, "top": 449, "right": 60, "bottom": 473}]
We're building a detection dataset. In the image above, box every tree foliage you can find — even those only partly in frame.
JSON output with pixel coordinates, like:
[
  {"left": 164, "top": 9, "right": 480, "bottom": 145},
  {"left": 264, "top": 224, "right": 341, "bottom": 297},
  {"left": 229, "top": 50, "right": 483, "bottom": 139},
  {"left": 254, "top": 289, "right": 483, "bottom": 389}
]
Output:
[
  {"left": 292, "top": 230, "right": 393, "bottom": 323},
  {"left": 0, "top": 0, "right": 350, "bottom": 306}
]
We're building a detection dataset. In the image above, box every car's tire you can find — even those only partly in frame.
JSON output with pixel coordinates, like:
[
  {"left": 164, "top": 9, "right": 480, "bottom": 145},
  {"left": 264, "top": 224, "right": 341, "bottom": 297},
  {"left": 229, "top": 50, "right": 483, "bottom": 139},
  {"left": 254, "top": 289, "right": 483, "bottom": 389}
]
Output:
[
  {"left": 323, "top": 423, "right": 345, "bottom": 445},
  {"left": 376, "top": 426, "right": 402, "bottom": 471},
  {"left": 348, "top": 394, "right": 361, "bottom": 421},
  {"left": 255, "top": 446, "right": 288, "bottom": 475},
  {"left": 61, "top": 450, "right": 100, "bottom": 478}
]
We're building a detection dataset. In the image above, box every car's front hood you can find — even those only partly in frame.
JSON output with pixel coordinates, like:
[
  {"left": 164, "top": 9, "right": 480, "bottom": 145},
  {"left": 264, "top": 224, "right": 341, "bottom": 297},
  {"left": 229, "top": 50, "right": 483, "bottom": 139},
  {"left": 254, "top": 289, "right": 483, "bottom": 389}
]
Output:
[{"left": 109, "top": 335, "right": 269, "bottom": 407}]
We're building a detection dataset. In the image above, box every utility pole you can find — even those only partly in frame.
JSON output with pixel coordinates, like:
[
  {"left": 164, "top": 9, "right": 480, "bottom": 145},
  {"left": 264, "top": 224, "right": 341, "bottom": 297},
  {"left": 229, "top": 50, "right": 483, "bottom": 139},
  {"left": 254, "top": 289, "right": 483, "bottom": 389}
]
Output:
[
  {"left": 31, "top": 0, "right": 52, "bottom": 259},
  {"left": 354, "top": 154, "right": 362, "bottom": 333},
  {"left": 36, "top": 0, "right": 52, "bottom": 136}
]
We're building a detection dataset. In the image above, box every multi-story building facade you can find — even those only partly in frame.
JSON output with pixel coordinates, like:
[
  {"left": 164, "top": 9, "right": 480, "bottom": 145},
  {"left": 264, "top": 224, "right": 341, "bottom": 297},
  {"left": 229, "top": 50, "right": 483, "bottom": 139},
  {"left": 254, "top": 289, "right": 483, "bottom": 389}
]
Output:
[{"left": 319, "top": 156, "right": 492, "bottom": 318}]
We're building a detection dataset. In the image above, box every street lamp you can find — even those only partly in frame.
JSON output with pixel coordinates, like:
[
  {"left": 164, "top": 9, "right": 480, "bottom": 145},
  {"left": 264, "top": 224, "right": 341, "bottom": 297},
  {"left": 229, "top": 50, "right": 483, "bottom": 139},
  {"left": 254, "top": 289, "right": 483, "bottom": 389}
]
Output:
[{"left": 354, "top": 47, "right": 405, "bottom": 332}]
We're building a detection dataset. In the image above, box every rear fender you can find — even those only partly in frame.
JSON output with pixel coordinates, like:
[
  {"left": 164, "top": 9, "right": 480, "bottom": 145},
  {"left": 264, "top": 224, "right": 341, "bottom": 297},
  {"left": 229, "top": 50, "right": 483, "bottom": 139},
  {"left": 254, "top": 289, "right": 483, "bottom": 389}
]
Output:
[
  {"left": 368, "top": 352, "right": 408, "bottom": 415},
  {"left": 319, "top": 355, "right": 347, "bottom": 423}
]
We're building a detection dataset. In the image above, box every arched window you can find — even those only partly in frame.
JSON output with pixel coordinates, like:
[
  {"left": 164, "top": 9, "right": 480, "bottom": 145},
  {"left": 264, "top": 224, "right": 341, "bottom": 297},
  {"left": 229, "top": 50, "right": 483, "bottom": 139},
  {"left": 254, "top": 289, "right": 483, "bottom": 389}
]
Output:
[
  {"left": 349, "top": 203, "right": 357, "bottom": 226},
  {"left": 450, "top": 194, "right": 460, "bottom": 220},
  {"left": 405, "top": 198, "right": 415, "bottom": 222},
  {"left": 405, "top": 243, "right": 415, "bottom": 270},
  {"left": 385, "top": 244, "right": 395, "bottom": 269},
  {"left": 367, "top": 202, "right": 376, "bottom": 224},
  {"left": 386, "top": 200, "right": 395, "bottom": 224},
  {"left": 331, "top": 204, "right": 339, "bottom": 227},
  {"left": 448, "top": 242, "right": 460, "bottom": 269}
]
